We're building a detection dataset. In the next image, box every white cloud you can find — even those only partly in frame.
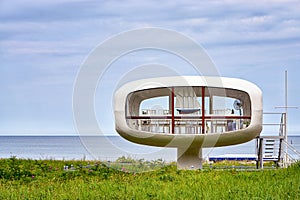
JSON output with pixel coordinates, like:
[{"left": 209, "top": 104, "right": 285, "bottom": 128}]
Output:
[
  {"left": 0, "top": 0, "right": 300, "bottom": 135},
  {"left": 1, "top": 40, "right": 83, "bottom": 55}
]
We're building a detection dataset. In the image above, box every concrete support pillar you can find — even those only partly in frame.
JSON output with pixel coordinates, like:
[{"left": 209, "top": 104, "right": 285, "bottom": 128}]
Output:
[{"left": 177, "top": 147, "right": 203, "bottom": 170}]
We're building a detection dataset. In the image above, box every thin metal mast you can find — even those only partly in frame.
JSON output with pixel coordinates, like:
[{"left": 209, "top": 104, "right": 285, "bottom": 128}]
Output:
[{"left": 275, "top": 70, "right": 298, "bottom": 167}]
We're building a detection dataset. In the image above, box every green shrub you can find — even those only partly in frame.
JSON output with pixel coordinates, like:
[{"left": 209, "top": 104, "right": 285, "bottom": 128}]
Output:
[{"left": 0, "top": 158, "right": 299, "bottom": 199}]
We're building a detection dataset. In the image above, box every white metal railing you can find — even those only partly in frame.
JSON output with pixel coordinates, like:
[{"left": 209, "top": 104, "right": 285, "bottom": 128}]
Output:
[
  {"left": 140, "top": 109, "right": 233, "bottom": 116},
  {"left": 127, "top": 117, "right": 250, "bottom": 134},
  {"left": 283, "top": 140, "right": 300, "bottom": 165},
  {"left": 259, "top": 112, "right": 299, "bottom": 168}
]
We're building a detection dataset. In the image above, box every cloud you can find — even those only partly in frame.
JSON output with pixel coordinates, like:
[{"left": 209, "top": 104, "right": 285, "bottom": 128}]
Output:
[
  {"left": 0, "top": 0, "right": 300, "bottom": 135},
  {"left": 1, "top": 0, "right": 300, "bottom": 49},
  {"left": 0, "top": 40, "right": 85, "bottom": 56},
  {"left": 0, "top": 0, "right": 136, "bottom": 24}
]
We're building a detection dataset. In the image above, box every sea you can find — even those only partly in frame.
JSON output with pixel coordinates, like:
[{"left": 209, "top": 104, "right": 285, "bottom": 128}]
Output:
[{"left": 0, "top": 135, "right": 299, "bottom": 162}]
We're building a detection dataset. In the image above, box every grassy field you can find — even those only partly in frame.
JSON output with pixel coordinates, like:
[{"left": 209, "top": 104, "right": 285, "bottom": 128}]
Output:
[{"left": 0, "top": 157, "right": 299, "bottom": 199}]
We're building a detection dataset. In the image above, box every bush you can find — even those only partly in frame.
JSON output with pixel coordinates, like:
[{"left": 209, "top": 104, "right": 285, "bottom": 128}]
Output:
[{"left": 0, "top": 158, "right": 299, "bottom": 199}]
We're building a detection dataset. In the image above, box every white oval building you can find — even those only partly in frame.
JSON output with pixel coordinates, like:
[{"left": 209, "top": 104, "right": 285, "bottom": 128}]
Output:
[{"left": 114, "top": 76, "right": 263, "bottom": 169}]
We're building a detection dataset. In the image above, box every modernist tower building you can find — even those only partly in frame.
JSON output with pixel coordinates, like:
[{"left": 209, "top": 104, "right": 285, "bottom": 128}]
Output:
[{"left": 114, "top": 76, "right": 263, "bottom": 169}]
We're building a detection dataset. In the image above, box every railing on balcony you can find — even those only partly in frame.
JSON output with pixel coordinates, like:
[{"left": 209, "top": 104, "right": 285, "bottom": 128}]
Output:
[{"left": 126, "top": 110, "right": 251, "bottom": 134}]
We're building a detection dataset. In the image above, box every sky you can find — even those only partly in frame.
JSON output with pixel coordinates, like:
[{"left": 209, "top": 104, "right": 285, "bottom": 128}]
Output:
[{"left": 0, "top": 0, "right": 299, "bottom": 135}]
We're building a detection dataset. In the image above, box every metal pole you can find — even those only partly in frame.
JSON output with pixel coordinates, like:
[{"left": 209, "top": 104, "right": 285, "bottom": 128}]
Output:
[
  {"left": 278, "top": 138, "right": 283, "bottom": 167},
  {"left": 275, "top": 70, "right": 298, "bottom": 167},
  {"left": 259, "top": 138, "right": 264, "bottom": 169},
  {"left": 256, "top": 137, "right": 259, "bottom": 169},
  {"left": 171, "top": 87, "right": 175, "bottom": 134},
  {"left": 284, "top": 70, "right": 288, "bottom": 167},
  {"left": 201, "top": 86, "right": 205, "bottom": 134}
]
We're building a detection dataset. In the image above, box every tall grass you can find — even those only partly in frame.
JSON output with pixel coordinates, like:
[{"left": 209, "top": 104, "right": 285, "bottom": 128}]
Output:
[{"left": 0, "top": 157, "right": 299, "bottom": 199}]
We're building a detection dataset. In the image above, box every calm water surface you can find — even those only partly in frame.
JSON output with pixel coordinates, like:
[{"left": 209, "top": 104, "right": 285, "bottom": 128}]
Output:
[{"left": 0, "top": 136, "right": 299, "bottom": 161}]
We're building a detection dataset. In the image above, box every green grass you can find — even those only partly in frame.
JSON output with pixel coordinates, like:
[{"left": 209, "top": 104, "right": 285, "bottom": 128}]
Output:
[{"left": 0, "top": 157, "right": 299, "bottom": 199}]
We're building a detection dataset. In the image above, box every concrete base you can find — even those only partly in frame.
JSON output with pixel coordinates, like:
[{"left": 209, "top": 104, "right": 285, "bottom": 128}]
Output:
[{"left": 177, "top": 147, "right": 203, "bottom": 170}]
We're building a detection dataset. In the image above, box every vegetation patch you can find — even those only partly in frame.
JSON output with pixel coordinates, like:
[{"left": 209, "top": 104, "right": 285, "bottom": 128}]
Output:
[{"left": 0, "top": 157, "right": 299, "bottom": 199}]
